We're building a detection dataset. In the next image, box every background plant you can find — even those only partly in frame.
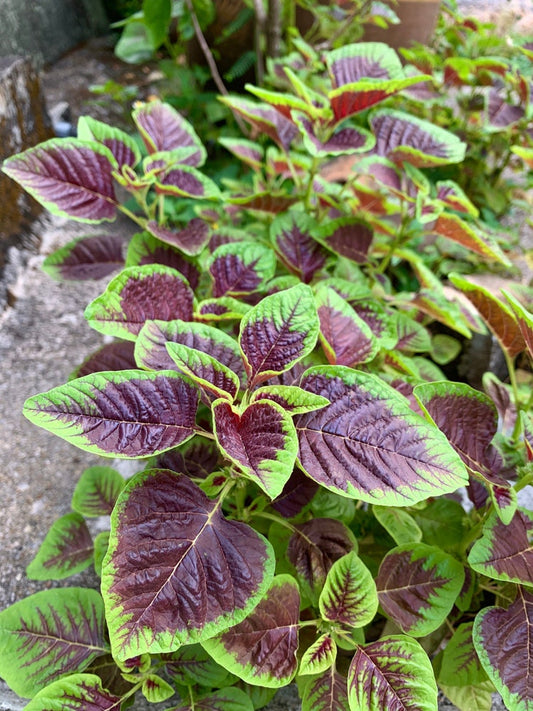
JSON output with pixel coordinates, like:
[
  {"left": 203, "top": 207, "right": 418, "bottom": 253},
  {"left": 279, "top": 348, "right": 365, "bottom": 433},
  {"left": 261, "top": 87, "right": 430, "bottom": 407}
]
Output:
[{"left": 1, "top": 37, "right": 533, "bottom": 711}]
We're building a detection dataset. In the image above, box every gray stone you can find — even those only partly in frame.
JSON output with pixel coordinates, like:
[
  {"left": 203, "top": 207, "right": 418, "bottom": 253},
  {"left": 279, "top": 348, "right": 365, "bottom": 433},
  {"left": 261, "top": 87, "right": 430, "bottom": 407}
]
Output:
[{"left": 0, "top": 0, "right": 109, "bottom": 67}]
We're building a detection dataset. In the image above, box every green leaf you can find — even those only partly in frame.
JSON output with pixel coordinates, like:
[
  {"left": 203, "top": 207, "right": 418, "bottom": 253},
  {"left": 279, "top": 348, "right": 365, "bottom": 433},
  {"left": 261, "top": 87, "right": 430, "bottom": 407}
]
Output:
[
  {"left": 71, "top": 466, "right": 125, "bottom": 517},
  {"left": 143, "top": 0, "right": 172, "bottom": 49},
  {"left": 319, "top": 551, "right": 378, "bottom": 629},
  {"left": 299, "top": 634, "right": 337, "bottom": 676},
  {"left": 114, "top": 20, "right": 154, "bottom": 63},
  {"left": 26, "top": 513, "right": 93, "bottom": 580},
  {"left": 24, "top": 673, "right": 121, "bottom": 710},
  {"left": 142, "top": 673, "right": 175, "bottom": 703},
  {"left": 167, "top": 342, "right": 241, "bottom": 401},
  {"left": 0, "top": 589, "right": 107, "bottom": 697},
  {"left": 372, "top": 505, "right": 423, "bottom": 545},
  {"left": 438, "top": 622, "right": 490, "bottom": 689},
  {"left": 93, "top": 531, "right": 110, "bottom": 577},
  {"left": 250, "top": 385, "right": 330, "bottom": 415},
  {"left": 301, "top": 666, "right": 349, "bottom": 711},
  {"left": 172, "top": 686, "right": 255, "bottom": 711},
  {"left": 377, "top": 543, "right": 465, "bottom": 637},
  {"left": 166, "top": 644, "right": 234, "bottom": 688},
  {"left": 348, "top": 635, "right": 438, "bottom": 711}
]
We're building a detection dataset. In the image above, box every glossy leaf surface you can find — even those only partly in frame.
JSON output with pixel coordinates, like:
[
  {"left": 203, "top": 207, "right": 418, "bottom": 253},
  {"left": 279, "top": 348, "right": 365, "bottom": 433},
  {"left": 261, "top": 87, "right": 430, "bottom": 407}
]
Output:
[
  {"left": 473, "top": 587, "right": 533, "bottom": 711},
  {"left": 85, "top": 265, "right": 194, "bottom": 339},
  {"left": 348, "top": 635, "right": 438, "bottom": 711},
  {"left": 23, "top": 370, "right": 198, "bottom": 458},
  {"left": 71, "top": 466, "right": 125, "bottom": 517},
  {"left": 26, "top": 513, "right": 93, "bottom": 580},
  {"left": 319, "top": 551, "right": 378, "bottom": 628},
  {"left": 213, "top": 399, "right": 298, "bottom": 498},
  {"left": 0, "top": 589, "right": 107, "bottom": 697},
  {"left": 376, "top": 543, "right": 465, "bottom": 636},
  {"left": 2, "top": 138, "right": 118, "bottom": 221},
  {"left": 250, "top": 385, "right": 329, "bottom": 415},
  {"left": 202, "top": 575, "right": 299, "bottom": 687},
  {"left": 239, "top": 284, "right": 319, "bottom": 386},
  {"left": 296, "top": 366, "right": 468, "bottom": 505},
  {"left": 101, "top": 470, "right": 274, "bottom": 660}
]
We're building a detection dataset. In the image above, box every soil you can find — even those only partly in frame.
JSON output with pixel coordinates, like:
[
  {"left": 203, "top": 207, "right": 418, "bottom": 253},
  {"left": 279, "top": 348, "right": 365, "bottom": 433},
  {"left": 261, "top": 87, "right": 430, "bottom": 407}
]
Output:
[{"left": 0, "top": 3, "right": 531, "bottom": 709}]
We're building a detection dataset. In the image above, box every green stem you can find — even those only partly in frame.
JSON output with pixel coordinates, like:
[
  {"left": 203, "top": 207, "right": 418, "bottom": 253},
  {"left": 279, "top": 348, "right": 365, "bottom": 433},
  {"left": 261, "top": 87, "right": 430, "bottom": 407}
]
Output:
[
  {"left": 304, "top": 156, "right": 321, "bottom": 213},
  {"left": 118, "top": 204, "right": 147, "bottom": 229},
  {"left": 251, "top": 509, "right": 298, "bottom": 534},
  {"left": 298, "top": 618, "right": 322, "bottom": 628},
  {"left": 514, "top": 472, "right": 533, "bottom": 494},
  {"left": 504, "top": 350, "right": 522, "bottom": 442}
]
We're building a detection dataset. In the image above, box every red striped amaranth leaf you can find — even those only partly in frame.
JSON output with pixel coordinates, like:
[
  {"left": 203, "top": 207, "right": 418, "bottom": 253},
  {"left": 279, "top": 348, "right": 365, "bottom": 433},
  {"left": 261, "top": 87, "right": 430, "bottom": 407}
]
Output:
[
  {"left": 371, "top": 109, "right": 466, "bottom": 167},
  {"left": 135, "top": 319, "right": 244, "bottom": 378},
  {"left": 2, "top": 138, "right": 118, "bottom": 222},
  {"left": 435, "top": 180, "right": 479, "bottom": 216},
  {"left": 450, "top": 274, "right": 526, "bottom": 358},
  {"left": 84, "top": 265, "right": 195, "bottom": 340},
  {"left": 196, "top": 297, "right": 251, "bottom": 322},
  {"left": 250, "top": 385, "right": 329, "bottom": 415},
  {"left": 167, "top": 343, "right": 240, "bottom": 402},
  {"left": 348, "top": 635, "right": 438, "bottom": 711},
  {"left": 23, "top": 370, "right": 198, "bottom": 458},
  {"left": 146, "top": 218, "right": 211, "bottom": 256},
  {"left": 26, "top": 513, "right": 93, "bottom": 580},
  {"left": 77, "top": 115, "right": 141, "bottom": 168},
  {"left": 271, "top": 468, "right": 319, "bottom": 518},
  {"left": 42, "top": 234, "right": 125, "bottom": 281},
  {"left": 156, "top": 437, "right": 221, "bottom": 479},
  {"left": 431, "top": 213, "right": 509, "bottom": 264},
  {"left": 202, "top": 575, "right": 300, "bottom": 688},
  {"left": 126, "top": 232, "right": 200, "bottom": 289},
  {"left": 169, "top": 686, "right": 254, "bottom": 711},
  {"left": 312, "top": 217, "right": 374, "bottom": 264},
  {"left": 155, "top": 165, "right": 220, "bottom": 200},
  {"left": 71, "top": 340, "right": 137, "bottom": 379},
  {"left": 23, "top": 673, "right": 121, "bottom": 710},
  {"left": 227, "top": 192, "right": 299, "bottom": 214},
  {"left": 468, "top": 510, "right": 533, "bottom": 586},
  {"left": 270, "top": 210, "right": 327, "bottom": 284},
  {"left": 376, "top": 543, "right": 465, "bottom": 636},
  {"left": 220, "top": 96, "right": 298, "bottom": 151},
  {"left": 294, "top": 114, "right": 375, "bottom": 156},
  {"left": 301, "top": 666, "right": 348, "bottom": 711},
  {"left": 473, "top": 587, "right": 533, "bottom": 711},
  {"left": 487, "top": 89, "right": 525, "bottom": 128},
  {"left": 71, "top": 466, "right": 125, "bottom": 517},
  {"left": 503, "top": 290, "right": 533, "bottom": 362},
  {"left": 299, "top": 634, "right": 337, "bottom": 677},
  {"left": 296, "top": 366, "right": 468, "bottom": 505},
  {"left": 218, "top": 137, "right": 264, "bottom": 171},
  {"left": 208, "top": 242, "right": 276, "bottom": 298},
  {"left": 239, "top": 283, "right": 319, "bottom": 387},
  {"left": 319, "top": 551, "right": 378, "bottom": 629},
  {"left": 349, "top": 301, "right": 398, "bottom": 350},
  {"left": 101, "top": 470, "right": 274, "bottom": 660},
  {"left": 287, "top": 518, "right": 356, "bottom": 594},
  {"left": 133, "top": 101, "right": 206, "bottom": 166},
  {"left": 0, "top": 589, "right": 107, "bottom": 697},
  {"left": 315, "top": 286, "right": 379, "bottom": 367},
  {"left": 212, "top": 399, "right": 298, "bottom": 498}
]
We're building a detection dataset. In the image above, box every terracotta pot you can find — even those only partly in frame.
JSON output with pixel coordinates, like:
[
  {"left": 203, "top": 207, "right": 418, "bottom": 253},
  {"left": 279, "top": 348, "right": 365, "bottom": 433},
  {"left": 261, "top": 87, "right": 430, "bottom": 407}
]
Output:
[{"left": 362, "top": 0, "right": 441, "bottom": 49}]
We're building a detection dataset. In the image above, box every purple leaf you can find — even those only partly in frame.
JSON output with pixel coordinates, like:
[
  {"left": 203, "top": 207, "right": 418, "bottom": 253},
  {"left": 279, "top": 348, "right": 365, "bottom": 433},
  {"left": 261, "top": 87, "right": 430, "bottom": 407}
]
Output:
[
  {"left": 294, "top": 114, "right": 374, "bottom": 156},
  {"left": 101, "top": 470, "right": 274, "bottom": 659},
  {"left": 26, "top": 513, "right": 93, "bottom": 580},
  {"left": 220, "top": 96, "right": 298, "bottom": 151},
  {"left": 239, "top": 283, "right": 319, "bottom": 387},
  {"left": 155, "top": 166, "right": 220, "bottom": 200},
  {"left": 126, "top": 232, "right": 200, "bottom": 289},
  {"left": 468, "top": 510, "right": 533, "bottom": 586},
  {"left": 202, "top": 575, "right": 300, "bottom": 687},
  {"left": 196, "top": 297, "right": 251, "bottom": 322},
  {"left": 85, "top": 265, "right": 195, "bottom": 340},
  {"left": 271, "top": 468, "right": 319, "bottom": 518},
  {"left": 23, "top": 673, "right": 122, "bottom": 710},
  {"left": 296, "top": 366, "right": 468, "bottom": 505},
  {"left": 133, "top": 101, "right": 206, "bottom": 165},
  {"left": 319, "top": 551, "right": 378, "bottom": 629},
  {"left": 146, "top": 218, "right": 211, "bottom": 256},
  {"left": 78, "top": 115, "right": 141, "bottom": 168},
  {"left": 43, "top": 234, "right": 125, "bottom": 281},
  {"left": 312, "top": 217, "right": 373, "bottom": 264},
  {"left": 213, "top": 399, "right": 298, "bottom": 498},
  {"left": 167, "top": 344, "right": 240, "bottom": 402},
  {"left": 487, "top": 89, "right": 525, "bottom": 128},
  {"left": 0, "top": 589, "right": 107, "bottom": 697},
  {"left": 23, "top": 370, "right": 199, "bottom": 458},
  {"left": 3, "top": 138, "right": 118, "bottom": 221},
  {"left": 327, "top": 43, "right": 405, "bottom": 87},
  {"left": 156, "top": 438, "right": 221, "bottom": 479},
  {"left": 72, "top": 341, "right": 137, "bottom": 379},
  {"left": 301, "top": 667, "right": 348, "bottom": 711},
  {"left": 209, "top": 243, "right": 276, "bottom": 298},
  {"left": 371, "top": 109, "right": 466, "bottom": 167},
  {"left": 270, "top": 211, "right": 327, "bottom": 283},
  {"left": 219, "top": 137, "right": 264, "bottom": 170},
  {"left": 348, "top": 636, "right": 438, "bottom": 710},
  {"left": 287, "top": 518, "right": 356, "bottom": 593},
  {"left": 135, "top": 319, "right": 244, "bottom": 379},
  {"left": 315, "top": 286, "right": 379, "bottom": 367},
  {"left": 473, "top": 587, "right": 533, "bottom": 710},
  {"left": 227, "top": 191, "right": 298, "bottom": 214}
]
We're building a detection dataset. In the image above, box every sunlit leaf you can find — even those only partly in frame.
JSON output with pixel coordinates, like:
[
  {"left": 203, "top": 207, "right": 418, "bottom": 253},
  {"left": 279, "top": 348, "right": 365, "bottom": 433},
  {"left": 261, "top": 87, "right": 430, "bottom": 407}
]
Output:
[
  {"left": 24, "top": 673, "right": 121, "bottom": 710},
  {"left": 319, "top": 551, "right": 378, "bottom": 628},
  {"left": 78, "top": 115, "right": 141, "bottom": 168},
  {"left": 208, "top": 242, "right": 276, "bottom": 298},
  {"left": 299, "top": 634, "right": 337, "bottom": 677}
]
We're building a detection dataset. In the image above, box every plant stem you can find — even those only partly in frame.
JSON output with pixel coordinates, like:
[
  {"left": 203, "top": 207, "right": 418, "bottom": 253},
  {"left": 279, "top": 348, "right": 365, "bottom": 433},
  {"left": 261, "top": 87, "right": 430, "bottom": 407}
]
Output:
[
  {"left": 504, "top": 350, "right": 522, "bottom": 442},
  {"left": 118, "top": 203, "right": 147, "bottom": 229}
]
